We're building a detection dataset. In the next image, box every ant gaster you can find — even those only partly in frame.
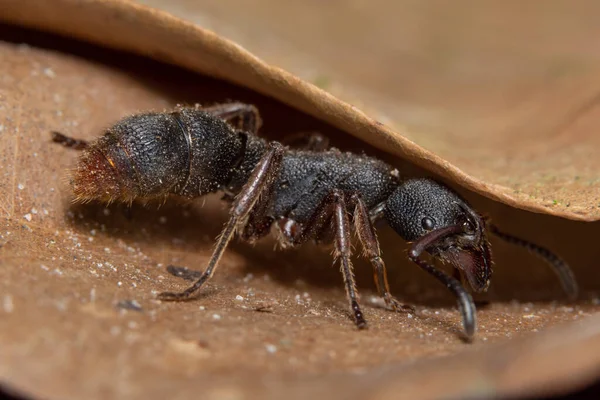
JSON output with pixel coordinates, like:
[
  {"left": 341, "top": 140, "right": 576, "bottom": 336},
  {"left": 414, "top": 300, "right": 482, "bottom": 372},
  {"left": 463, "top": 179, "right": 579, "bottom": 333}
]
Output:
[{"left": 52, "top": 102, "right": 578, "bottom": 340}]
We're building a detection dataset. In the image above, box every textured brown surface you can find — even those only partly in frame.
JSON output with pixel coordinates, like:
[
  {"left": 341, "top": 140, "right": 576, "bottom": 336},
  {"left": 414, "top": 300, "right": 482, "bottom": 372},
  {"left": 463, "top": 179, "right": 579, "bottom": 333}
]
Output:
[
  {"left": 1, "top": 0, "right": 600, "bottom": 220},
  {"left": 138, "top": 0, "right": 600, "bottom": 221},
  {"left": 1, "top": 2, "right": 600, "bottom": 400}
]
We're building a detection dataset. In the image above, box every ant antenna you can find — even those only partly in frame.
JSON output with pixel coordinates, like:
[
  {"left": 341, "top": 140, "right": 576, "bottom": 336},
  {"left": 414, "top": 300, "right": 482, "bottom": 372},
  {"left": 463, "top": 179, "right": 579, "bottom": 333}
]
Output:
[{"left": 488, "top": 224, "right": 578, "bottom": 300}]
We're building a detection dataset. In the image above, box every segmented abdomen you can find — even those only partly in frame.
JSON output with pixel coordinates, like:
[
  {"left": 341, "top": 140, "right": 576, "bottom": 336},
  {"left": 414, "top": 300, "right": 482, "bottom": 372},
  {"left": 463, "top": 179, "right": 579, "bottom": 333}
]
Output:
[{"left": 71, "top": 108, "right": 245, "bottom": 203}]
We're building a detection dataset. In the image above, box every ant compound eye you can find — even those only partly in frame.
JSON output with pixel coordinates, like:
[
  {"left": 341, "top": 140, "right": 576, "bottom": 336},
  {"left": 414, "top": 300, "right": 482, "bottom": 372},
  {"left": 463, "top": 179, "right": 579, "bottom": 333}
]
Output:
[{"left": 421, "top": 217, "right": 435, "bottom": 231}]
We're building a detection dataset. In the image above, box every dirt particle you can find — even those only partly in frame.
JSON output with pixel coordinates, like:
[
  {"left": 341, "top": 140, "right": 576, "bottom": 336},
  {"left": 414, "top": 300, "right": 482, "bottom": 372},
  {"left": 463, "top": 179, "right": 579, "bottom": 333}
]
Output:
[
  {"left": 254, "top": 304, "right": 274, "bottom": 313},
  {"left": 43, "top": 67, "right": 56, "bottom": 78},
  {"left": 265, "top": 344, "right": 277, "bottom": 354},
  {"left": 116, "top": 299, "right": 143, "bottom": 312},
  {"left": 169, "top": 338, "right": 211, "bottom": 359},
  {"left": 17, "top": 183, "right": 24, "bottom": 190}
]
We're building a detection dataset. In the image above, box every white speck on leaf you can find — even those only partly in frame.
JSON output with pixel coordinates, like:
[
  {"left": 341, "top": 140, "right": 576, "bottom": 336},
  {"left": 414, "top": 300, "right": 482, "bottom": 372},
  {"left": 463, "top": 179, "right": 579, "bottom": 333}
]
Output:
[
  {"left": 43, "top": 67, "right": 56, "bottom": 78},
  {"left": 3, "top": 295, "right": 14, "bottom": 313},
  {"left": 265, "top": 344, "right": 277, "bottom": 354}
]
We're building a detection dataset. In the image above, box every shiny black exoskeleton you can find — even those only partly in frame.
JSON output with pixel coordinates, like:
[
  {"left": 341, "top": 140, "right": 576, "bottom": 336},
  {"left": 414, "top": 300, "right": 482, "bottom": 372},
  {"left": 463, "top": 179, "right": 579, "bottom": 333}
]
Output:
[{"left": 53, "top": 102, "right": 578, "bottom": 340}]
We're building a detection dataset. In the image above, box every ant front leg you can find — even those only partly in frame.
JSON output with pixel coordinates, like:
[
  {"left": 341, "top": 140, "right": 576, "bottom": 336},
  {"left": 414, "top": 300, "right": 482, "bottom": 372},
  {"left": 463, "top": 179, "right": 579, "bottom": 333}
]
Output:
[
  {"left": 51, "top": 131, "right": 89, "bottom": 150},
  {"left": 158, "top": 142, "right": 284, "bottom": 301},
  {"left": 351, "top": 193, "right": 414, "bottom": 314},
  {"left": 200, "top": 102, "right": 262, "bottom": 134}
]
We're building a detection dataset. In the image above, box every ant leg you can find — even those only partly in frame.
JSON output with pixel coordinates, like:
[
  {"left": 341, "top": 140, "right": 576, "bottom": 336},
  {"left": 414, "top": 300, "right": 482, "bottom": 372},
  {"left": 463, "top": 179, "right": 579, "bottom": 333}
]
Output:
[
  {"left": 239, "top": 155, "right": 283, "bottom": 243},
  {"left": 452, "top": 267, "right": 463, "bottom": 283},
  {"left": 282, "top": 132, "right": 329, "bottom": 151},
  {"left": 408, "top": 225, "right": 476, "bottom": 340},
  {"left": 200, "top": 102, "right": 261, "bottom": 134},
  {"left": 51, "top": 131, "right": 89, "bottom": 150},
  {"left": 240, "top": 187, "right": 275, "bottom": 243},
  {"left": 331, "top": 190, "right": 367, "bottom": 328},
  {"left": 351, "top": 193, "right": 414, "bottom": 313},
  {"left": 276, "top": 191, "right": 367, "bottom": 328},
  {"left": 241, "top": 215, "right": 275, "bottom": 243},
  {"left": 158, "top": 142, "right": 284, "bottom": 301}
]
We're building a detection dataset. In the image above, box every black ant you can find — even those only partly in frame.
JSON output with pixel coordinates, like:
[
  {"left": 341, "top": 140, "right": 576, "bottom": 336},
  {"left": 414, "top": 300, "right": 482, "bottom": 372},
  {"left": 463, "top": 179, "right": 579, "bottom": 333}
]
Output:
[{"left": 52, "top": 102, "right": 578, "bottom": 340}]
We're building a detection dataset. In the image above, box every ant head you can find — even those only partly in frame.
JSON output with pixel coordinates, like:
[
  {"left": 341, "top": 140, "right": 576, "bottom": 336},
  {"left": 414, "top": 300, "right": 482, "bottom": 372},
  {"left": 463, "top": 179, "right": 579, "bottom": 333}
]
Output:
[{"left": 384, "top": 178, "right": 492, "bottom": 292}]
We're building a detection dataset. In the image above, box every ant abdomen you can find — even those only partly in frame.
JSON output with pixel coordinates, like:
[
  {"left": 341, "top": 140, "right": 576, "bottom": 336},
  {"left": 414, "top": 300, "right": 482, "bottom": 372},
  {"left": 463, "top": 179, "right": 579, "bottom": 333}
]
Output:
[{"left": 71, "top": 108, "right": 246, "bottom": 203}]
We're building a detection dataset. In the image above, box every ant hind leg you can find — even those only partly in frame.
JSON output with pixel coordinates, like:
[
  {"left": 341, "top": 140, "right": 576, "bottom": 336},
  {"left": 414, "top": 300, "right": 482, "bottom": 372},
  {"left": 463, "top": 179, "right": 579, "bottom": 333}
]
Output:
[
  {"left": 158, "top": 142, "right": 284, "bottom": 301},
  {"left": 200, "top": 102, "right": 262, "bottom": 134},
  {"left": 282, "top": 132, "right": 329, "bottom": 151}
]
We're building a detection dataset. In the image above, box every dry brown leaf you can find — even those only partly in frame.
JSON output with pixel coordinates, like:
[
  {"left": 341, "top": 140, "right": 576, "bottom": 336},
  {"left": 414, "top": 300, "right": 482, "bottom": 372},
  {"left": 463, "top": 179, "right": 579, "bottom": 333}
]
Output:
[
  {"left": 2, "top": 0, "right": 600, "bottom": 220},
  {"left": 1, "top": 2, "right": 600, "bottom": 400}
]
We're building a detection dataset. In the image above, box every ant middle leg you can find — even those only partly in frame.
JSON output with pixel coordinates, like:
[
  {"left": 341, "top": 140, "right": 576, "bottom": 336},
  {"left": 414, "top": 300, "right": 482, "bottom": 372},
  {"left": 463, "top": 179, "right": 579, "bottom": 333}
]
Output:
[
  {"left": 351, "top": 193, "right": 414, "bottom": 313},
  {"left": 331, "top": 190, "right": 367, "bottom": 328},
  {"left": 200, "top": 102, "right": 261, "bottom": 134},
  {"left": 276, "top": 190, "right": 367, "bottom": 329},
  {"left": 158, "top": 141, "right": 284, "bottom": 301}
]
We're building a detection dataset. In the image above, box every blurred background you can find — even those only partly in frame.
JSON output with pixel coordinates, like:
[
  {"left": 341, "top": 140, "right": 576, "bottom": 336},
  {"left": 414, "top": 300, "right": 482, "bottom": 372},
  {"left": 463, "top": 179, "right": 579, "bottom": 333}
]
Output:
[{"left": 138, "top": 0, "right": 600, "bottom": 199}]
